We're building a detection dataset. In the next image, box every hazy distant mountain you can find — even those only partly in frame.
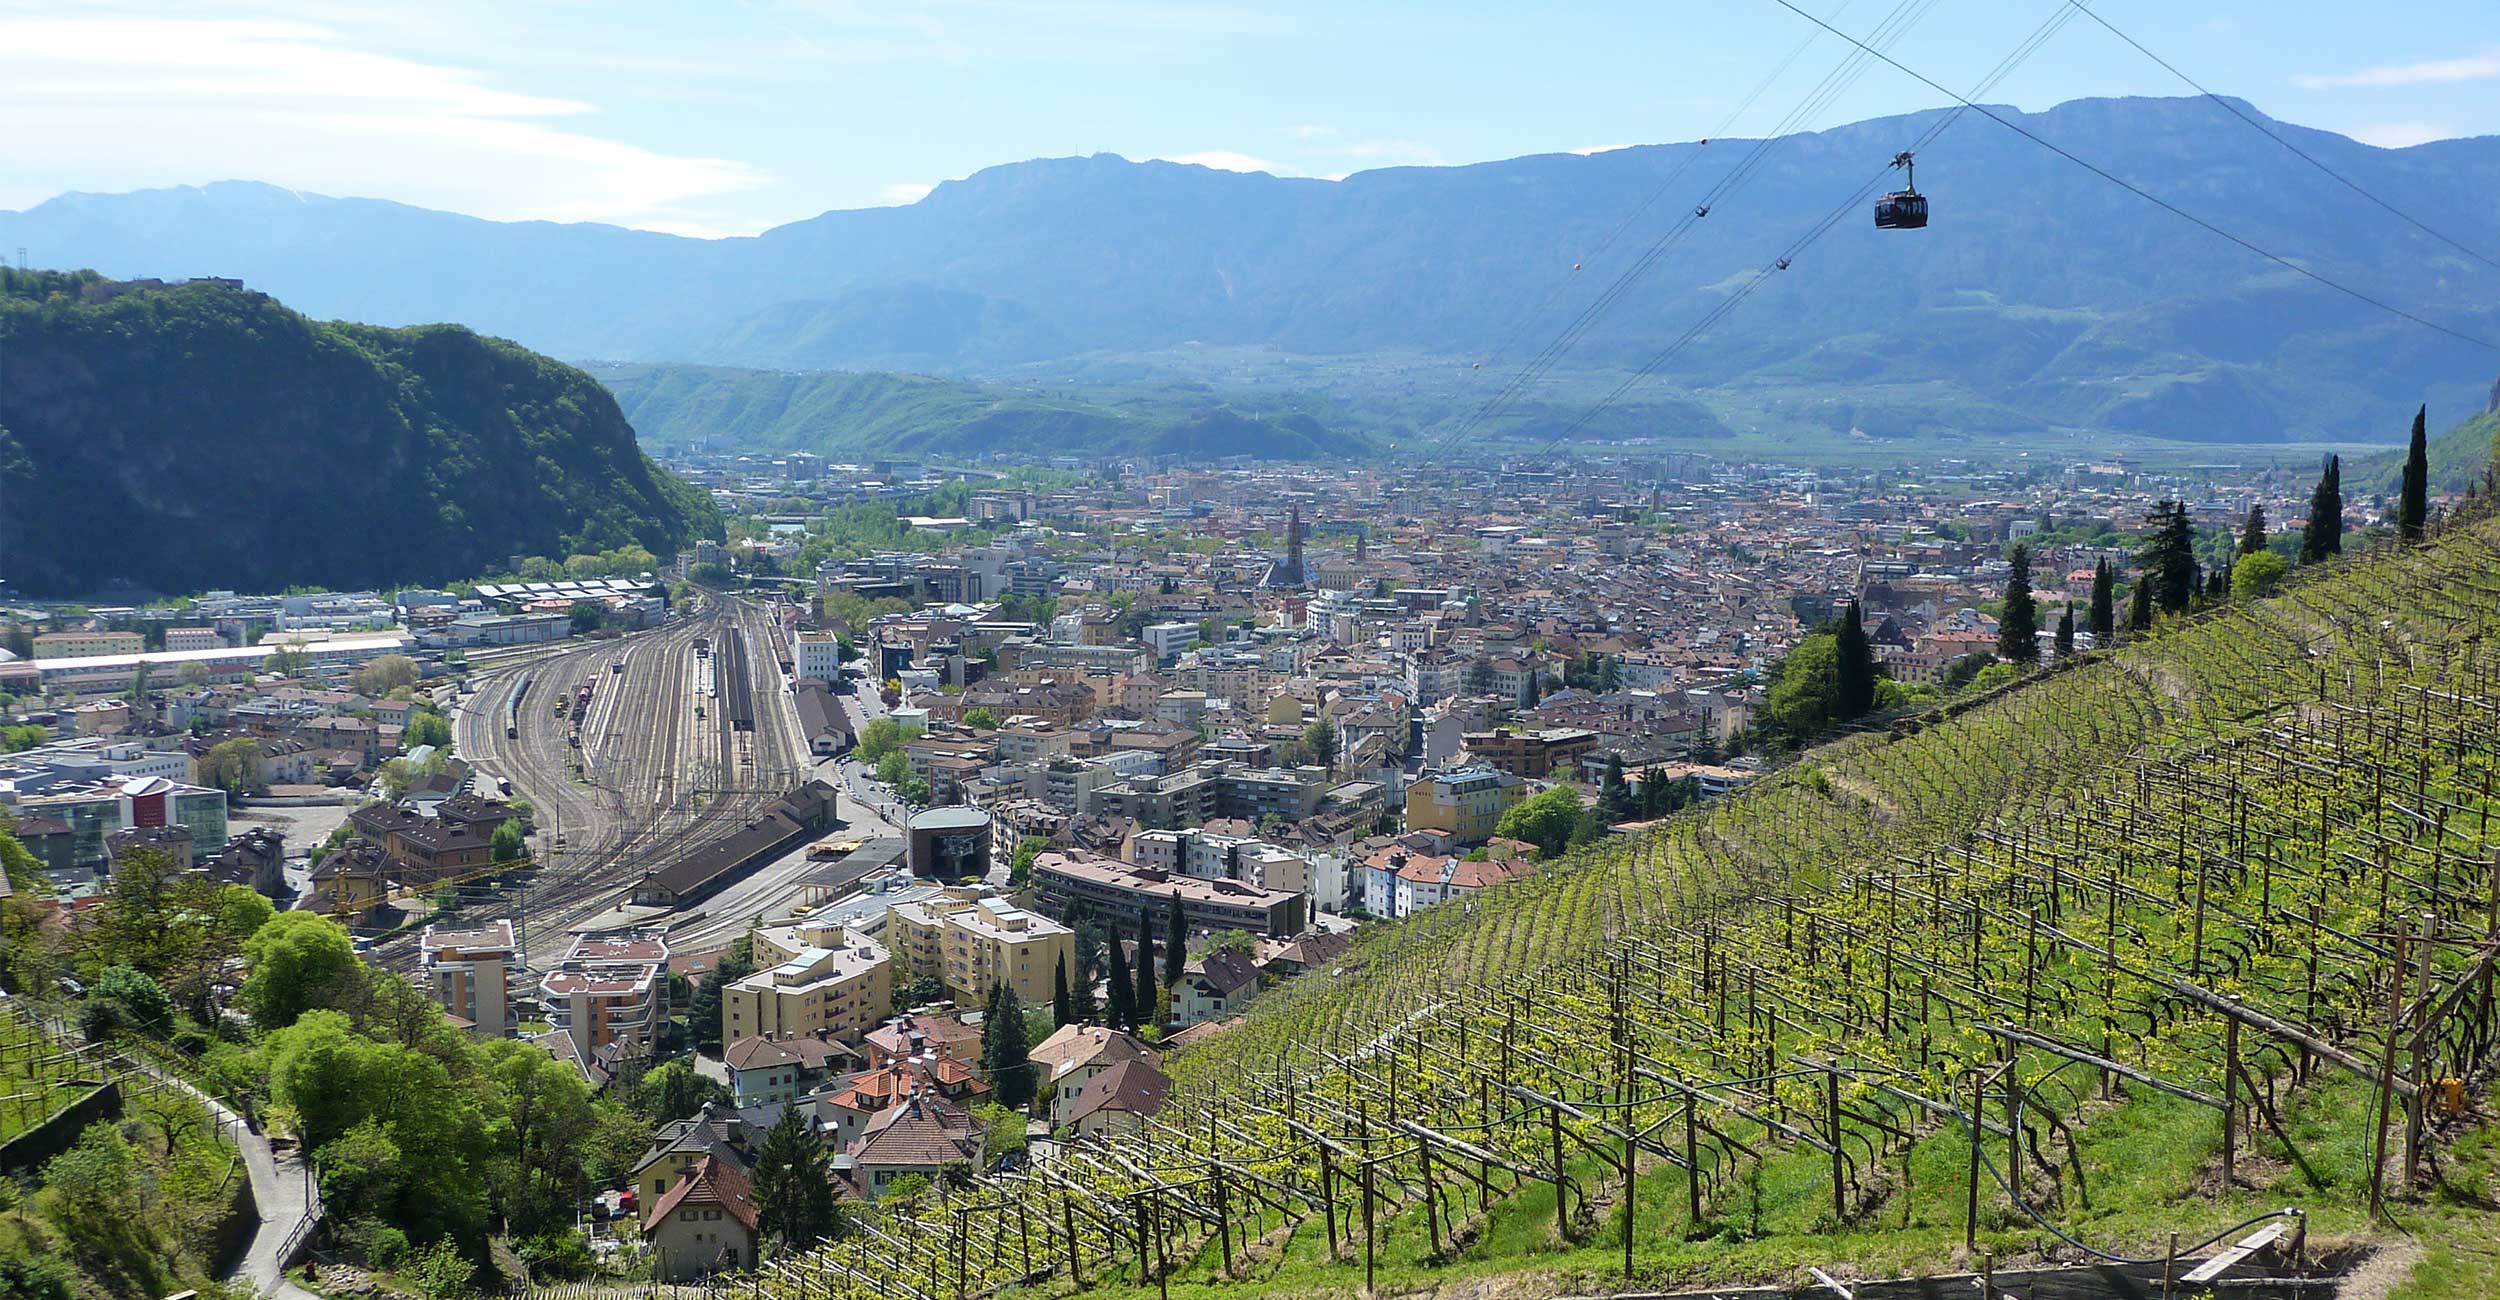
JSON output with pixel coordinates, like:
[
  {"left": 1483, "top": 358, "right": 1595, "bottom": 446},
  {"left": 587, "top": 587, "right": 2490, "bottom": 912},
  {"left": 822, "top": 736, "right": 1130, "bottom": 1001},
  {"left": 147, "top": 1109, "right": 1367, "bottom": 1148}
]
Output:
[
  {"left": 590, "top": 363, "right": 1378, "bottom": 461},
  {"left": 9, "top": 95, "right": 2499, "bottom": 444}
]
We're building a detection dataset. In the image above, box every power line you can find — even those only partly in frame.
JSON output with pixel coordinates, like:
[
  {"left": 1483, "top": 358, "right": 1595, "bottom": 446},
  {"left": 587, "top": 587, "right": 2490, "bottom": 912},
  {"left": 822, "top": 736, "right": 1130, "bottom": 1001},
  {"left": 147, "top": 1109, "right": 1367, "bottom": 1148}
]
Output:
[
  {"left": 2060, "top": 0, "right": 2500, "bottom": 275},
  {"left": 1765, "top": 0, "right": 2500, "bottom": 354}
]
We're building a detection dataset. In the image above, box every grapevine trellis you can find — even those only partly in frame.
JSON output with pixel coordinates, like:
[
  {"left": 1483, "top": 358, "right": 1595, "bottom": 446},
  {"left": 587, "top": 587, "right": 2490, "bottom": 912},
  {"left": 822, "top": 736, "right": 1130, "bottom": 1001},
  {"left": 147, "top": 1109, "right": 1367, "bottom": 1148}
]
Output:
[{"left": 740, "top": 515, "right": 2500, "bottom": 1300}]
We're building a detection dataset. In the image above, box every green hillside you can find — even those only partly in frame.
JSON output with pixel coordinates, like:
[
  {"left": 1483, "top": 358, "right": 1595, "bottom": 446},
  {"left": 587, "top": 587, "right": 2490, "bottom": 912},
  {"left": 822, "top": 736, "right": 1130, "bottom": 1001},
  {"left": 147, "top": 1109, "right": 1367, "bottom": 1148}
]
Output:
[
  {"left": 0, "top": 270, "right": 718, "bottom": 596},
  {"left": 2428, "top": 405, "right": 2499, "bottom": 492},
  {"left": 769, "top": 512, "right": 2500, "bottom": 1299},
  {"left": 2354, "top": 386, "right": 2500, "bottom": 495},
  {"left": 590, "top": 362, "right": 1377, "bottom": 460}
]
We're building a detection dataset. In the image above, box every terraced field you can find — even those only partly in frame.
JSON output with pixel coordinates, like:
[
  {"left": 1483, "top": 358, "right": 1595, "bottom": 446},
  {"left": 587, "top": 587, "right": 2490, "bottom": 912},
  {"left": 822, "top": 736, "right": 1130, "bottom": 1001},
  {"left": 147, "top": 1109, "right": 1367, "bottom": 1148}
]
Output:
[{"left": 760, "top": 511, "right": 2500, "bottom": 1300}]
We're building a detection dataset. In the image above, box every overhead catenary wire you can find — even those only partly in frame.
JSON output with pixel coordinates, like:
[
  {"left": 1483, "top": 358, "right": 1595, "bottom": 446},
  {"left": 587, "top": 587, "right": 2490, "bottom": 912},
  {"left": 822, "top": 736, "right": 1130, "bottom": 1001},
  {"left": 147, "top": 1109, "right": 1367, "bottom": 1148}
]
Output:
[
  {"left": 1765, "top": 0, "right": 2500, "bottom": 355},
  {"left": 2060, "top": 0, "right": 2500, "bottom": 276}
]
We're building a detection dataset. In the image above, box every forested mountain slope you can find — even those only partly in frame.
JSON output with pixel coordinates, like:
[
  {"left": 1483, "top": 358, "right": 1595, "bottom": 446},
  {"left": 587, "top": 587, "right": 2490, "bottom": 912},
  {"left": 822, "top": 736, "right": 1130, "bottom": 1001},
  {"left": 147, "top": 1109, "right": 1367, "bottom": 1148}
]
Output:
[{"left": 0, "top": 270, "right": 717, "bottom": 596}]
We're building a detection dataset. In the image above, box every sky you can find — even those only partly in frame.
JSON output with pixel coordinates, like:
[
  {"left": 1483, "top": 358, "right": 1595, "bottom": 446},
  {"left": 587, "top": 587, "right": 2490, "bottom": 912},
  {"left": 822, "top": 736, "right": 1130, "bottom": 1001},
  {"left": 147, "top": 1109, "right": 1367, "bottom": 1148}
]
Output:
[{"left": 4, "top": 0, "right": 2497, "bottom": 238}]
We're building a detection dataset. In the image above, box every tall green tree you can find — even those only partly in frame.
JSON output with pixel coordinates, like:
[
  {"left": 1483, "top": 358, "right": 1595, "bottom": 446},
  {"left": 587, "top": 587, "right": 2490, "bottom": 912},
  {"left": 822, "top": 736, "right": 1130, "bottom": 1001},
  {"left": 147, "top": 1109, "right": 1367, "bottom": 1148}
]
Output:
[
  {"left": 1052, "top": 956, "right": 1073, "bottom": 1028},
  {"left": 1997, "top": 544, "right": 2040, "bottom": 662},
  {"left": 1162, "top": 893, "right": 1186, "bottom": 989},
  {"left": 2239, "top": 503, "right": 2268, "bottom": 557},
  {"left": 1104, "top": 929, "right": 1135, "bottom": 1031},
  {"left": 2399, "top": 404, "right": 2430, "bottom": 542},
  {"left": 1597, "top": 754, "right": 1637, "bottom": 824},
  {"left": 982, "top": 986, "right": 1034, "bottom": 1108},
  {"left": 1833, "top": 601, "right": 1877, "bottom": 719},
  {"left": 2053, "top": 604, "right": 2075, "bottom": 659},
  {"left": 2300, "top": 456, "right": 2343, "bottom": 563},
  {"left": 239, "top": 912, "right": 362, "bottom": 1030},
  {"left": 2087, "top": 558, "right": 2115, "bottom": 645},
  {"left": 751, "top": 1105, "right": 839, "bottom": 1250},
  {"left": 1132, "top": 908, "right": 1158, "bottom": 1024},
  {"left": 2140, "top": 501, "right": 2198, "bottom": 614},
  {"left": 1763, "top": 634, "right": 1843, "bottom": 738}
]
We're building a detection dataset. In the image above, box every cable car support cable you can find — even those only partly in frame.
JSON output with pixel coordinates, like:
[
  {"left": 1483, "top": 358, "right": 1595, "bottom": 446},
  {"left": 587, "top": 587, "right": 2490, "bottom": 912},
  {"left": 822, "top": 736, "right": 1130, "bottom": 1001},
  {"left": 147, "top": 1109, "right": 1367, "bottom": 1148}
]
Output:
[{"left": 1762, "top": 0, "right": 2500, "bottom": 354}]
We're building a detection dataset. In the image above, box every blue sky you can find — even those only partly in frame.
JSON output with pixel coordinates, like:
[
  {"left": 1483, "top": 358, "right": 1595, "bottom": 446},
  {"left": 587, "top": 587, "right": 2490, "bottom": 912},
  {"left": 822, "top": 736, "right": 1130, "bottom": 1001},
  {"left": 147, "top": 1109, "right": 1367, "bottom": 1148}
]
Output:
[{"left": 4, "top": 1, "right": 2496, "bottom": 237}]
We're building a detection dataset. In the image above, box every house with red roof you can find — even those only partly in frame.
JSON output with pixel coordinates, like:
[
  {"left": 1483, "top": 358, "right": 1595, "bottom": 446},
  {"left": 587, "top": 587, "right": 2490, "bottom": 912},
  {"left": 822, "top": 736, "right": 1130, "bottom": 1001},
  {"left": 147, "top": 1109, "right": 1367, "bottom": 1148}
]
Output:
[{"left": 643, "top": 1154, "right": 759, "bottom": 1281}]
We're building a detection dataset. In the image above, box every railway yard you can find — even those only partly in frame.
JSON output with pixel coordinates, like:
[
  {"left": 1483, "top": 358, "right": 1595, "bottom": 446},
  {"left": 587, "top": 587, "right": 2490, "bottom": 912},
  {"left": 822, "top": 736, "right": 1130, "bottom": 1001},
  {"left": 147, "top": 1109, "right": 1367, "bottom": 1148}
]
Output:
[{"left": 391, "top": 595, "right": 826, "bottom": 968}]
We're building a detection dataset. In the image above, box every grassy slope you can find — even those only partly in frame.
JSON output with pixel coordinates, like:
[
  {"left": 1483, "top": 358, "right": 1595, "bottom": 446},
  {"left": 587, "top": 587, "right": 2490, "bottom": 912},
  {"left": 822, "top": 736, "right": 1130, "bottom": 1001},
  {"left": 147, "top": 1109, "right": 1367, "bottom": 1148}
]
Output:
[{"left": 1072, "top": 518, "right": 2500, "bottom": 1300}]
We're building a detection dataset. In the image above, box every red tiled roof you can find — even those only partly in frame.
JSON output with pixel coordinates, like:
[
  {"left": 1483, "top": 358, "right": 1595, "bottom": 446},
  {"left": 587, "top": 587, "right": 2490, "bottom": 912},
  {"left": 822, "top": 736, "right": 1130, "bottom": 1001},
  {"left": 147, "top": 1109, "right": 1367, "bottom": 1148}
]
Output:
[{"left": 644, "top": 1154, "right": 760, "bottom": 1234}]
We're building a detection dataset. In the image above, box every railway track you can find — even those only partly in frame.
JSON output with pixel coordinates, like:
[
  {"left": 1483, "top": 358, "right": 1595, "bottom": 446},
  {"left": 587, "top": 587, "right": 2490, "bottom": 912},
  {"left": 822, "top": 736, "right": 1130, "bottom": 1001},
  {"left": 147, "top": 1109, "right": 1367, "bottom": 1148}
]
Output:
[{"left": 383, "top": 597, "right": 810, "bottom": 968}]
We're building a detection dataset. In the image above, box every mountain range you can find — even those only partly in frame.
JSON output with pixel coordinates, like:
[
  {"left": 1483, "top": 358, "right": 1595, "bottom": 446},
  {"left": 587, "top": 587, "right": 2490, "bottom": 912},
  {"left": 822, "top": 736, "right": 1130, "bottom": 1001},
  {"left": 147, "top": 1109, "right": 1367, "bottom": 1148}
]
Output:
[{"left": 6, "top": 95, "right": 2499, "bottom": 448}]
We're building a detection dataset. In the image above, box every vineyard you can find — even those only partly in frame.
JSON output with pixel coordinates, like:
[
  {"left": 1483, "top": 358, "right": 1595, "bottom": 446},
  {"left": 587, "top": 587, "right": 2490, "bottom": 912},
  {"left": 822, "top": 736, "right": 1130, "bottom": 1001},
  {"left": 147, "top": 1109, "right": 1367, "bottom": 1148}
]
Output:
[
  {"left": 0, "top": 1011, "right": 92, "bottom": 1146},
  {"left": 754, "top": 514, "right": 2500, "bottom": 1299}
]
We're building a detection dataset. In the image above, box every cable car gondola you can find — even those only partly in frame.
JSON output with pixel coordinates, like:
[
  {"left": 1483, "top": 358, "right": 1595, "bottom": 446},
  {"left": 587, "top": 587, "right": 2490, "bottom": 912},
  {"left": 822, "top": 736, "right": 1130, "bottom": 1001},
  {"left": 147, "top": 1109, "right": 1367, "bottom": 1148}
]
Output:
[{"left": 1874, "top": 150, "right": 1927, "bottom": 230}]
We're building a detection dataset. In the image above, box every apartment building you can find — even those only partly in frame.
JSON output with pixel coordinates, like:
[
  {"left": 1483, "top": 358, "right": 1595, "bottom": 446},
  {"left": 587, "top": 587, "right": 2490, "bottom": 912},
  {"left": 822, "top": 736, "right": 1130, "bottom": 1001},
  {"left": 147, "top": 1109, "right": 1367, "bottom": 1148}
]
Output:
[
  {"left": 32, "top": 630, "right": 145, "bottom": 660},
  {"left": 1031, "top": 851, "right": 1308, "bottom": 938},
  {"left": 539, "top": 932, "right": 672, "bottom": 1058},
  {"left": 884, "top": 885, "right": 1074, "bottom": 1007},
  {"left": 1461, "top": 727, "right": 1599, "bottom": 779},
  {"left": 420, "top": 920, "right": 517, "bottom": 1037},
  {"left": 721, "top": 931, "right": 893, "bottom": 1044},
  {"left": 794, "top": 630, "right": 844, "bottom": 683},
  {"left": 1402, "top": 766, "right": 1528, "bottom": 845}
]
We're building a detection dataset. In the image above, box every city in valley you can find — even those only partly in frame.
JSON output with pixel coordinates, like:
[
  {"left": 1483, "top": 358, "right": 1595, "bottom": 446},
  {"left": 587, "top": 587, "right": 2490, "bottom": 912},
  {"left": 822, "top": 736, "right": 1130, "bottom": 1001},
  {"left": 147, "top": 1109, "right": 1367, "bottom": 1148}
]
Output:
[{"left": 6, "top": 8, "right": 2500, "bottom": 1300}]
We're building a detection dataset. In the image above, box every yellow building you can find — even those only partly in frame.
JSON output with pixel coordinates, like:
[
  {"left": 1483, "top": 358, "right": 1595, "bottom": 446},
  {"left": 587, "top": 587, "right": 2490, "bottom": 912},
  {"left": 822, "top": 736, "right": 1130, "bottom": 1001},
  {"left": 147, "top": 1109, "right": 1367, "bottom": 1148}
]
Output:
[
  {"left": 32, "top": 630, "right": 145, "bottom": 660},
  {"left": 721, "top": 929, "right": 892, "bottom": 1043},
  {"left": 885, "top": 885, "right": 1074, "bottom": 1008},
  {"left": 1403, "top": 766, "right": 1528, "bottom": 845}
]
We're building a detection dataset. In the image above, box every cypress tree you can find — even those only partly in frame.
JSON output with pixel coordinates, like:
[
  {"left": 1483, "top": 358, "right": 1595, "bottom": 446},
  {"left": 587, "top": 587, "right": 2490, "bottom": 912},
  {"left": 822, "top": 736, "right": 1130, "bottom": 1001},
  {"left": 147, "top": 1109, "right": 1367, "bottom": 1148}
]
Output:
[
  {"left": 1163, "top": 892, "right": 1186, "bottom": 989},
  {"left": 1997, "top": 544, "right": 2040, "bottom": 663},
  {"left": 1104, "top": 931, "right": 1135, "bottom": 1030},
  {"left": 2054, "top": 604, "right": 2075, "bottom": 659},
  {"left": 979, "top": 984, "right": 1005, "bottom": 1078},
  {"left": 1833, "top": 600, "right": 1877, "bottom": 718},
  {"left": 1052, "top": 955, "right": 1073, "bottom": 1028},
  {"left": 1133, "top": 907, "right": 1158, "bottom": 1026},
  {"left": 2399, "top": 404, "right": 2429, "bottom": 541},
  {"left": 2300, "top": 456, "right": 2343, "bottom": 563},
  {"left": 2127, "top": 576, "right": 2154, "bottom": 635},
  {"left": 2239, "top": 503, "right": 2267, "bottom": 557},
  {"left": 2088, "top": 558, "right": 2114, "bottom": 645},
  {"left": 983, "top": 986, "right": 1033, "bottom": 1107}
]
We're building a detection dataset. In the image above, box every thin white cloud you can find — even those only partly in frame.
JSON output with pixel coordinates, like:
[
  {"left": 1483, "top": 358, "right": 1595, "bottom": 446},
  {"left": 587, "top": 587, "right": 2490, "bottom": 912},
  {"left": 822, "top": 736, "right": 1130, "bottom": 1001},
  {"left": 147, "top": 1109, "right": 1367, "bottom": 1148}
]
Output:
[
  {"left": 1154, "top": 150, "right": 1289, "bottom": 175},
  {"left": 879, "top": 181, "right": 936, "bottom": 205},
  {"left": 0, "top": 14, "right": 767, "bottom": 233},
  {"left": 2347, "top": 121, "right": 2459, "bottom": 149},
  {"left": 2296, "top": 49, "right": 2500, "bottom": 89},
  {"left": 1572, "top": 143, "right": 1636, "bottom": 156}
]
